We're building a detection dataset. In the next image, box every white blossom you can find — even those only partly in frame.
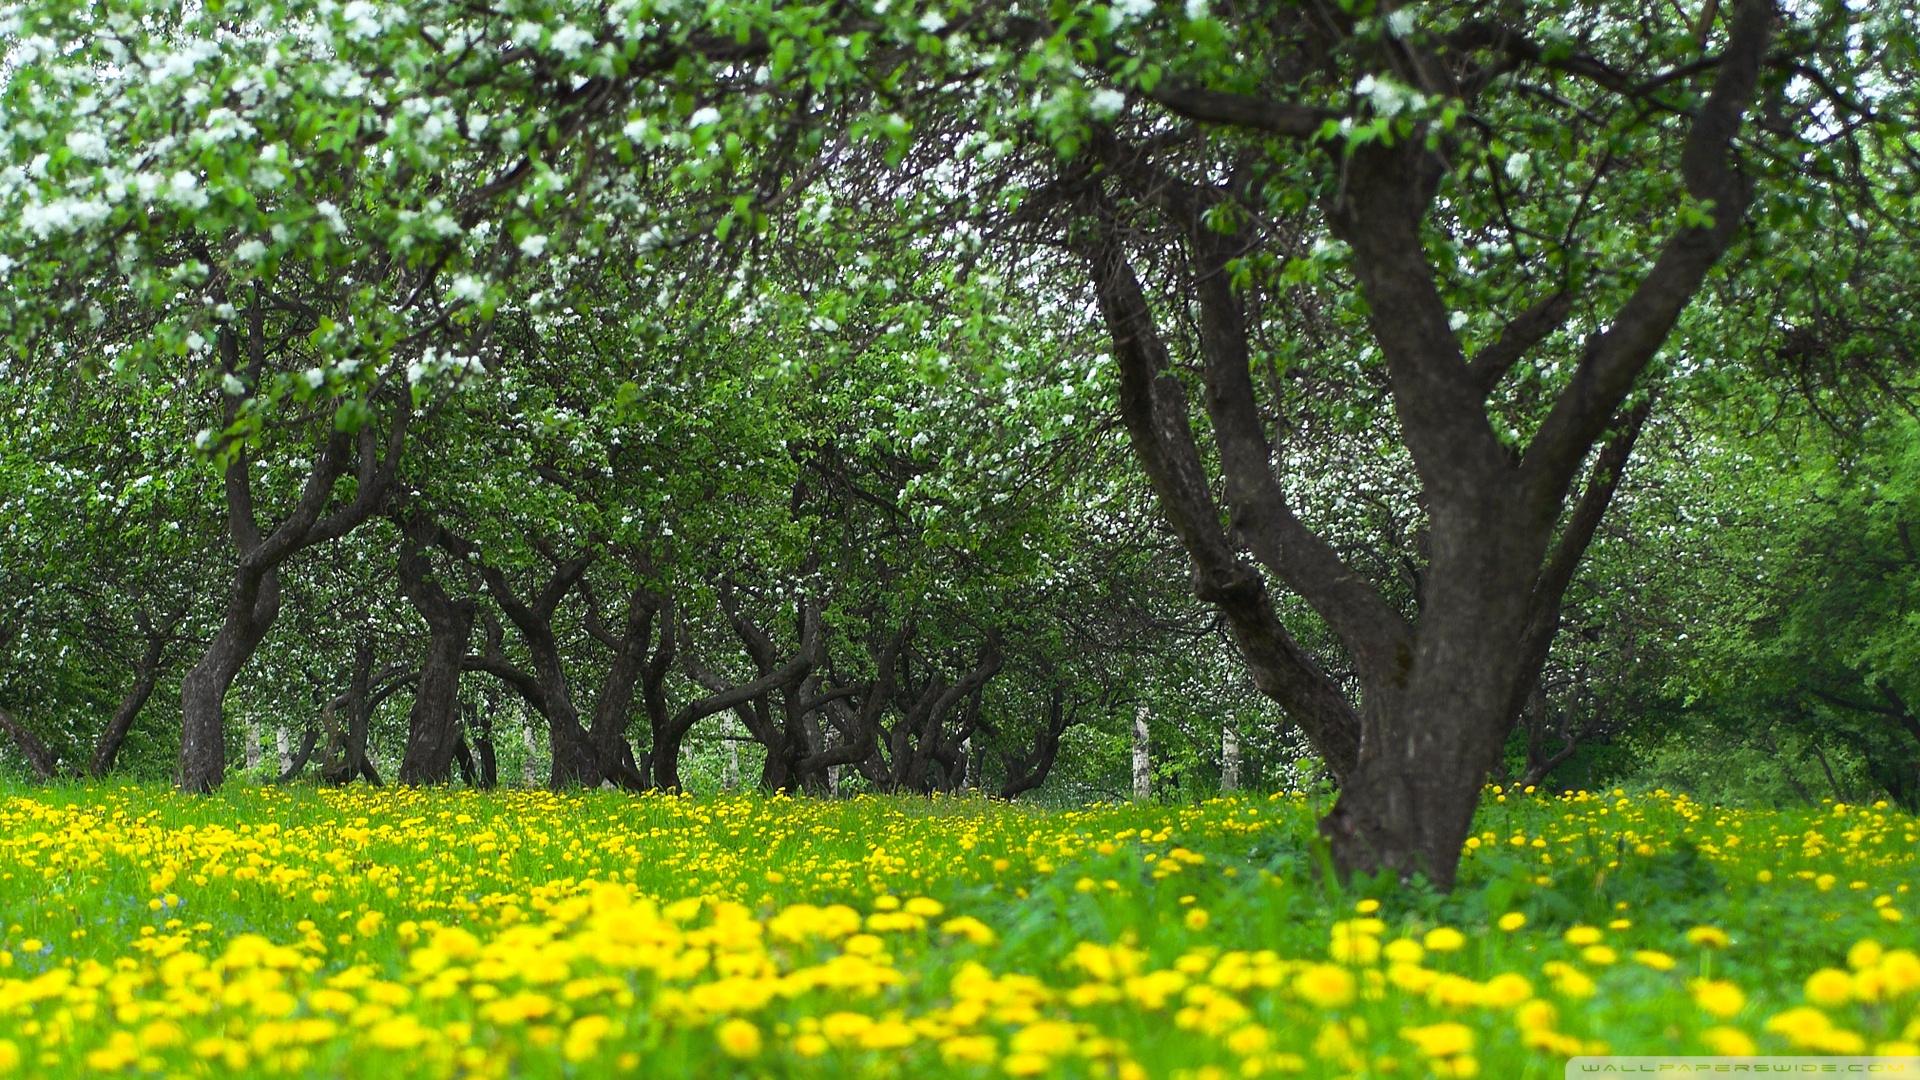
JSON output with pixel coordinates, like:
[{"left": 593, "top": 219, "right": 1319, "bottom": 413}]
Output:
[
  {"left": 199, "top": 109, "right": 257, "bottom": 146},
  {"left": 1386, "top": 7, "right": 1416, "bottom": 37},
  {"left": 1354, "top": 74, "right": 1424, "bottom": 117},
  {"left": 448, "top": 275, "right": 486, "bottom": 303},
  {"left": 341, "top": 0, "right": 381, "bottom": 39},
  {"left": 63, "top": 130, "right": 108, "bottom": 162},
  {"left": 1505, "top": 152, "right": 1532, "bottom": 182},
  {"left": 550, "top": 25, "right": 594, "bottom": 58},
  {"left": 234, "top": 239, "right": 267, "bottom": 262},
  {"left": 1111, "top": 0, "right": 1155, "bottom": 23},
  {"left": 1184, "top": 0, "right": 1208, "bottom": 18},
  {"left": 315, "top": 201, "right": 347, "bottom": 233},
  {"left": 518, "top": 234, "right": 549, "bottom": 258},
  {"left": 163, "top": 170, "right": 207, "bottom": 209},
  {"left": 20, "top": 197, "right": 110, "bottom": 237},
  {"left": 917, "top": 10, "right": 948, "bottom": 33},
  {"left": 1088, "top": 88, "right": 1126, "bottom": 119},
  {"left": 688, "top": 107, "right": 721, "bottom": 128}
]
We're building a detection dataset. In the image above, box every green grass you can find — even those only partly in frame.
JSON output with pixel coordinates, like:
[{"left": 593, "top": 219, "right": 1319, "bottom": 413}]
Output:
[{"left": 0, "top": 782, "right": 1913, "bottom": 1076}]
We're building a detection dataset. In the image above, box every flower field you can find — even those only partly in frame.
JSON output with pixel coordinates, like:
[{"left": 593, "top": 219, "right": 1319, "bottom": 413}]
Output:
[{"left": 0, "top": 785, "right": 1913, "bottom": 1077}]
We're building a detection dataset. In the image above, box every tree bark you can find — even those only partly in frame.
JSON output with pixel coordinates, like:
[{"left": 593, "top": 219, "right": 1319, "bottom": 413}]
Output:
[
  {"left": 1132, "top": 703, "right": 1151, "bottom": 801},
  {"left": 179, "top": 562, "right": 282, "bottom": 792},
  {"left": 0, "top": 704, "right": 57, "bottom": 779},
  {"left": 396, "top": 524, "right": 478, "bottom": 785},
  {"left": 320, "top": 637, "right": 385, "bottom": 786},
  {"left": 88, "top": 612, "right": 176, "bottom": 777},
  {"left": 997, "top": 683, "right": 1078, "bottom": 800},
  {"left": 1222, "top": 721, "right": 1240, "bottom": 793},
  {"left": 666, "top": 601, "right": 821, "bottom": 791},
  {"left": 435, "top": 527, "right": 606, "bottom": 789}
]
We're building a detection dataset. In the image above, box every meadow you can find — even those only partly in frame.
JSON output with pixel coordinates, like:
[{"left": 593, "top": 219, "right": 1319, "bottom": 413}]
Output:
[{"left": 0, "top": 784, "right": 1912, "bottom": 1077}]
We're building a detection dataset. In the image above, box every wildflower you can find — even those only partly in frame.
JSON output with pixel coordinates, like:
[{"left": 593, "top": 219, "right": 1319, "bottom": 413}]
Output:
[
  {"left": 1848, "top": 940, "right": 1883, "bottom": 970},
  {"left": 1542, "top": 961, "right": 1596, "bottom": 999},
  {"left": 941, "top": 1034, "right": 996, "bottom": 1064},
  {"left": 941, "top": 916, "right": 996, "bottom": 945},
  {"left": 1633, "top": 950, "right": 1677, "bottom": 971},
  {"left": 1010, "top": 1021, "right": 1078, "bottom": 1056},
  {"left": 1514, "top": 1000, "right": 1557, "bottom": 1032},
  {"left": 1002, "top": 1052, "right": 1050, "bottom": 1077},
  {"left": 1383, "top": 939, "right": 1425, "bottom": 964},
  {"left": 1402, "top": 1022, "right": 1474, "bottom": 1057},
  {"left": 1497, "top": 913, "right": 1527, "bottom": 932},
  {"left": 822, "top": 1012, "right": 875, "bottom": 1044},
  {"left": 852, "top": 1019, "right": 912, "bottom": 1049},
  {"left": 1689, "top": 979, "right": 1746, "bottom": 1018},
  {"left": 563, "top": 1015, "right": 614, "bottom": 1063},
  {"left": 1563, "top": 925, "right": 1603, "bottom": 946},
  {"left": 1293, "top": 964, "right": 1356, "bottom": 1008},
  {"left": 1700, "top": 1027, "right": 1757, "bottom": 1055},
  {"left": 1804, "top": 968, "right": 1854, "bottom": 1007},
  {"left": 714, "top": 1018, "right": 761, "bottom": 1059},
  {"left": 1685, "top": 926, "right": 1731, "bottom": 949},
  {"left": 1423, "top": 927, "right": 1466, "bottom": 952},
  {"left": 1479, "top": 973, "right": 1533, "bottom": 1006},
  {"left": 367, "top": 1015, "right": 429, "bottom": 1050}
]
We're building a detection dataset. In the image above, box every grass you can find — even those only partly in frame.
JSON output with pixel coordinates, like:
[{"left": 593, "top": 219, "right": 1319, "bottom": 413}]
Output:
[{"left": 0, "top": 781, "right": 1913, "bottom": 1076}]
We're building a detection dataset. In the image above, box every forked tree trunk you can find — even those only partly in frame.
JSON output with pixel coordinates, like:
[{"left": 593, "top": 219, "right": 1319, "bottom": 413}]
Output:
[
  {"left": 179, "top": 567, "right": 280, "bottom": 792},
  {"left": 88, "top": 617, "right": 175, "bottom": 778},
  {"left": 178, "top": 320, "right": 409, "bottom": 793},
  {"left": 1075, "top": 0, "right": 1770, "bottom": 889},
  {"left": 396, "top": 533, "right": 477, "bottom": 785}
]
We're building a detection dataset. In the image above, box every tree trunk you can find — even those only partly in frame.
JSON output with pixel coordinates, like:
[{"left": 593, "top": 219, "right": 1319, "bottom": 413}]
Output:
[
  {"left": 453, "top": 737, "right": 477, "bottom": 786},
  {"left": 1070, "top": 0, "right": 1772, "bottom": 889},
  {"left": 1132, "top": 703, "right": 1151, "bottom": 801},
  {"left": 0, "top": 705, "right": 57, "bottom": 779},
  {"left": 997, "top": 683, "right": 1077, "bottom": 800},
  {"left": 280, "top": 723, "right": 319, "bottom": 782},
  {"left": 1318, "top": 545, "right": 1536, "bottom": 888},
  {"left": 521, "top": 722, "right": 540, "bottom": 786},
  {"left": 179, "top": 567, "right": 280, "bottom": 792},
  {"left": 321, "top": 637, "right": 383, "bottom": 786},
  {"left": 1222, "top": 721, "right": 1240, "bottom": 792},
  {"left": 469, "top": 692, "right": 499, "bottom": 789},
  {"left": 721, "top": 712, "right": 740, "bottom": 789},
  {"left": 581, "top": 580, "right": 663, "bottom": 792},
  {"left": 89, "top": 618, "right": 173, "bottom": 778},
  {"left": 396, "top": 531, "right": 477, "bottom": 785}
]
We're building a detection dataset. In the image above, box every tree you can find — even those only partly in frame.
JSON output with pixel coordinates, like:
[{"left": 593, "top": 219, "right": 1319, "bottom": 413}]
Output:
[{"left": 854, "top": 0, "right": 1912, "bottom": 884}]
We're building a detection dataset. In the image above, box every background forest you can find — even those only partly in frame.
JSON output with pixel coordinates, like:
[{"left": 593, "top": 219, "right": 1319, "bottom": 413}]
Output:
[{"left": 0, "top": 0, "right": 1915, "bottom": 823}]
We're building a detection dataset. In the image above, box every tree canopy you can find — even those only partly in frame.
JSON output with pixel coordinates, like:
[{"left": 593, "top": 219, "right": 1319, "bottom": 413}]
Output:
[{"left": 1, "top": 0, "right": 1916, "bottom": 888}]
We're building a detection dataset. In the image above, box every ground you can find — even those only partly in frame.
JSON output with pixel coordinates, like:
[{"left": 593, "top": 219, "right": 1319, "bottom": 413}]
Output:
[{"left": 0, "top": 783, "right": 1913, "bottom": 1076}]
